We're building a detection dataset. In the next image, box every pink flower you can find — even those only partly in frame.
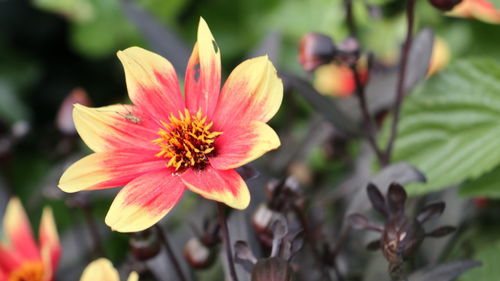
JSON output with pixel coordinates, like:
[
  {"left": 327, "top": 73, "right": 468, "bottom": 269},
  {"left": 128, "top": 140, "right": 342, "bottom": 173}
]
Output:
[
  {"left": 0, "top": 198, "right": 60, "bottom": 281},
  {"left": 59, "top": 18, "right": 283, "bottom": 232}
]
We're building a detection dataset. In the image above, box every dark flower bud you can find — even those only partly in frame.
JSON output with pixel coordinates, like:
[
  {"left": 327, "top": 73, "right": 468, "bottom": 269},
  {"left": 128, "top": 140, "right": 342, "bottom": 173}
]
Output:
[
  {"left": 335, "top": 37, "right": 361, "bottom": 65},
  {"left": 184, "top": 237, "right": 216, "bottom": 269},
  {"left": 298, "top": 33, "right": 336, "bottom": 72},
  {"left": 381, "top": 214, "right": 425, "bottom": 264},
  {"left": 428, "top": 0, "right": 463, "bottom": 11},
  {"left": 129, "top": 228, "right": 161, "bottom": 261},
  {"left": 56, "top": 87, "right": 91, "bottom": 135},
  {"left": 251, "top": 258, "right": 294, "bottom": 281}
]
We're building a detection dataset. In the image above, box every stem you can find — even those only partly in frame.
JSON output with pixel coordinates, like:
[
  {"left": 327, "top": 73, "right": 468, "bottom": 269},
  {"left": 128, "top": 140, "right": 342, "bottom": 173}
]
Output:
[
  {"left": 156, "top": 225, "right": 188, "bottom": 281},
  {"left": 344, "top": 0, "right": 357, "bottom": 36},
  {"left": 350, "top": 64, "right": 385, "bottom": 165},
  {"left": 216, "top": 202, "right": 239, "bottom": 281},
  {"left": 292, "top": 205, "right": 334, "bottom": 281},
  {"left": 81, "top": 203, "right": 104, "bottom": 257},
  {"left": 343, "top": 0, "right": 385, "bottom": 165},
  {"left": 384, "top": 0, "right": 417, "bottom": 164}
]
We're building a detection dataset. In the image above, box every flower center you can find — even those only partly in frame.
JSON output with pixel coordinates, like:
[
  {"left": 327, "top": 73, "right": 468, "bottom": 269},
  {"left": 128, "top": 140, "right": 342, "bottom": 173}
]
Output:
[
  {"left": 8, "top": 261, "right": 44, "bottom": 281},
  {"left": 154, "top": 109, "right": 222, "bottom": 171}
]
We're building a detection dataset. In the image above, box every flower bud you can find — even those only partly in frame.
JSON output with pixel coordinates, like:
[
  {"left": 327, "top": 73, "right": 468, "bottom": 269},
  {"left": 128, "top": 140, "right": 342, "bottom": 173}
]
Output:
[
  {"left": 298, "top": 33, "right": 336, "bottom": 72},
  {"left": 381, "top": 214, "right": 425, "bottom": 264},
  {"left": 252, "top": 204, "right": 280, "bottom": 234},
  {"left": 184, "top": 237, "right": 215, "bottom": 269},
  {"left": 129, "top": 228, "right": 161, "bottom": 261},
  {"left": 56, "top": 87, "right": 91, "bottom": 135},
  {"left": 428, "top": 0, "right": 462, "bottom": 11}
]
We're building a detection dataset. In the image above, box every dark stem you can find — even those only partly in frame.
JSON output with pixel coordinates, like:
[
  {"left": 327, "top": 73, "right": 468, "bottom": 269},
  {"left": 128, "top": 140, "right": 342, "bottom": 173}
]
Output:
[
  {"left": 292, "top": 205, "right": 334, "bottom": 281},
  {"left": 350, "top": 64, "right": 385, "bottom": 165},
  {"left": 343, "top": 0, "right": 385, "bottom": 165},
  {"left": 344, "top": 0, "right": 357, "bottom": 36},
  {"left": 216, "top": 202, "right": 239, "bottom": 281},
  {"left": 156, "top": 225, "right": 189, "bottom": 281},
  {"left": 383, "top": 0, "right": 417, "bottom": 164},
  {"left": 80, "top": 200, "right": 104, "bottom": 257}
]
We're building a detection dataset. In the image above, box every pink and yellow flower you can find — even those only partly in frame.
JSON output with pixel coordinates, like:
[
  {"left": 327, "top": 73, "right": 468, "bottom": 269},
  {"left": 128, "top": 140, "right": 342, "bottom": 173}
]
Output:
[
  {"left": 448, "top": 0, "right": 500, "bottom": 24},
  {"left": 313, "top": 63, "right": 368, "bottom": 98},
  {"left": 80, "top": 258, "right": 138, "bottom": 281},
  {"left": 58, "top": 18, "right": 283, "bottom": 232},
  {"left": 0, "top": 198, "right": 60, "bottom": 281}
]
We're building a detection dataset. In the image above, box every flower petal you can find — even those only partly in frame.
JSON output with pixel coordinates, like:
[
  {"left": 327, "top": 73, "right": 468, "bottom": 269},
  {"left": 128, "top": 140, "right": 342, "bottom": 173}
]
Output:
[
  {"left": 127, "top": 272, "right": 139, "bottom": 281},
  {"left": 3, "top": 198, "right": 39, "bottom": 260},
  {"left": 0, "top": 245, "right": 22, "bottom": 275},
  {"left": 80, "top": 258, "right": 119, "bottom": 281},
  {"left": 181, "top": 167, "right": 250, "bottom": 209},
  {"left": 58, "top": 151, "right": 165, "bottom": 193},
  {"left": 448, "top": 0, "right": 500, "bottom": 24},
  {"left": 105, "top": 171, "right": 185, "bottom": 232},
  {"left": 210, "top": 121, "right": 280, "bottom": 170},
  {"left": 212, "top": 56, "right": 283, "bottom": 130},
  {"left": 184, "top": 17, "right": 221, "bottom": 118},
  {"left": 117, "top": 46, "right": 185, "bottom": 121},
  {"left": 39, "top": 207, "right": 60, "bottom": 277},
  {"left": 73, "top": 104, "right": 158, "bottom": 153}
]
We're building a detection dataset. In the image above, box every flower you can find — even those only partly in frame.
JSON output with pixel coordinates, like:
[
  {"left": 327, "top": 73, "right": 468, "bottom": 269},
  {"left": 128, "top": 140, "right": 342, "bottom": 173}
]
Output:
[
  {"left": 58, "top": 17, "right": 283, "bottom": 232},
  {"left": 313, "top": 63, "right": 368, "bottom": 98},
  {"left": 448, "top": 0, "right": 500, "bottom": 24},
  {"left": 80, "top": 258, "right": 138, "bottom": 281},
  {"left": 427, "top": 36, "right": 451, "bottom": 76},
  {"left": 298, "top": 33, "right": 336, "bottom": 72},
  {"left": 348, "top": 183, "right": 455, "bottom": 278},
  {"left": 0, "top": 198, "right": 60, "bottom": 281}
]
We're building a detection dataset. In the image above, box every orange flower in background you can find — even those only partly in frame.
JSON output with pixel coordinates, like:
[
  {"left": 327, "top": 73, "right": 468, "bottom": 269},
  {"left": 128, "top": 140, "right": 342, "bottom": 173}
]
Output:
[
  {"left": 0, "top": 198, "right": 60, "bottom": 281},
  {"left": 313, "top": 63, "right": 368, "bottom": 98},
  {"left": 58, "top": 18, "right": 283, "bottom": 232},
  {"left": 448, "top": 0, "right": 500, "bottom": 24},
  {"left": 80, "top": 258, "right": 138, "bottom": 281}
]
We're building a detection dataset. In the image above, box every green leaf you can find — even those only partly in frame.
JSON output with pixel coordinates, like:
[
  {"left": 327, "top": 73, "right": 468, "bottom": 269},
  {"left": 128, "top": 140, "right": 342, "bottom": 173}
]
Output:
[
  {"left": 70, "top": 0, "right": 140, "bottom": 58},
  {"left": 385, "top": 58, "right": 500, "bottom": 195},
  {"left": 459, "top": 164, "right": 500, "bottom": 198},
  {"left": 459, "top": 240, "right": 500, "bottom": 281},
  {"left": 33, "top": 0, "right": 95, "bottom": 22}
]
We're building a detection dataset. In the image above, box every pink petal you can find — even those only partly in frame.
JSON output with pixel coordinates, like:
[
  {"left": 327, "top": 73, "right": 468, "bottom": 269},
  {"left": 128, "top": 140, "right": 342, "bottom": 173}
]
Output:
[
  {"left": 59, "top": 150, "right": 165, "bottom": 193},
  {"left": 210, "top": 121, "right": 280, "bottom": 170},
  {"left": 212, "top": 56, "right": 283, "bottom": 131},
  {"left": 105, "top": 171, "right": 185, "bottom": 232},
  {"left": 39, "top": 207, "right": 60, "bottom": 276},
  {"left": 73, "top": 104, "right": 158, "bottom": 153},
  {"left": 184, "top": 18, "right": 221, "bottom": 119},
  {"left": 117, "top": 47, "right": 185, "bottom": 123},
  {"left": 181, "top": 167, "right": 250, "bottom": 209},
  {"left": 3, "top": 198, "right": 39, "bottom": 260}
]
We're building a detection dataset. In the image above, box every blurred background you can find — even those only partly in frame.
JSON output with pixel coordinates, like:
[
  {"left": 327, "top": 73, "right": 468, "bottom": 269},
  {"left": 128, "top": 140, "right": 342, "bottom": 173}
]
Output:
[{"left": 2, "top": 0, "right": 500, "bottom": 280}]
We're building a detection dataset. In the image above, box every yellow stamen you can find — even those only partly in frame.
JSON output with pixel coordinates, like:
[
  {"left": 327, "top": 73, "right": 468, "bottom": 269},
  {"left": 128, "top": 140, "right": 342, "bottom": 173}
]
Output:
[
  {"left": 8, "top": 261, "right": 44, "bottom": 281},
  {"left": 153, "top": 109, "right": 222, "bottom": 171}
]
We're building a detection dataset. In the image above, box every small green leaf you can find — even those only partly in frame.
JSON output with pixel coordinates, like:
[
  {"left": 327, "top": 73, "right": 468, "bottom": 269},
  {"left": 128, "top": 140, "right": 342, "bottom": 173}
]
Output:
[
  {"left": 459, "top": 165, "right": 500, "bottom": 198},
  {"left": 383, "top": 58, "right": 500, "bottom": 195},
  {"left": 459, "top": 241, "right": 500, "bottom": 281}
]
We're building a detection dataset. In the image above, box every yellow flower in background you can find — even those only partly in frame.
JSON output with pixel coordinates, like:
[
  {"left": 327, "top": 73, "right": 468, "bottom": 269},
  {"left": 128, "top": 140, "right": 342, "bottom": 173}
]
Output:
[
  {"left": 0, "top": 198, "right": 60, "bottom": 281},
  {"left": 427, "top": 36, "right": 451, "bottom": 76},
  {"left": 80, "top": 258, "right": 138, "bottom": 281},
  {"left": 58, "top": 17, "right": 283, "bottom": 233}
]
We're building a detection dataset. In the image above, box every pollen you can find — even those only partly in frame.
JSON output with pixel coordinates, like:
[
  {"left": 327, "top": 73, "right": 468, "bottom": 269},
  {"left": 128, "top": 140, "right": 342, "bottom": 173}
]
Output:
[
  {"left": 8, "top": 261, "right": 44, "bottom": 281},
  {"left": 153, "top": 109, "right": 222, "bottom": 171}
]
